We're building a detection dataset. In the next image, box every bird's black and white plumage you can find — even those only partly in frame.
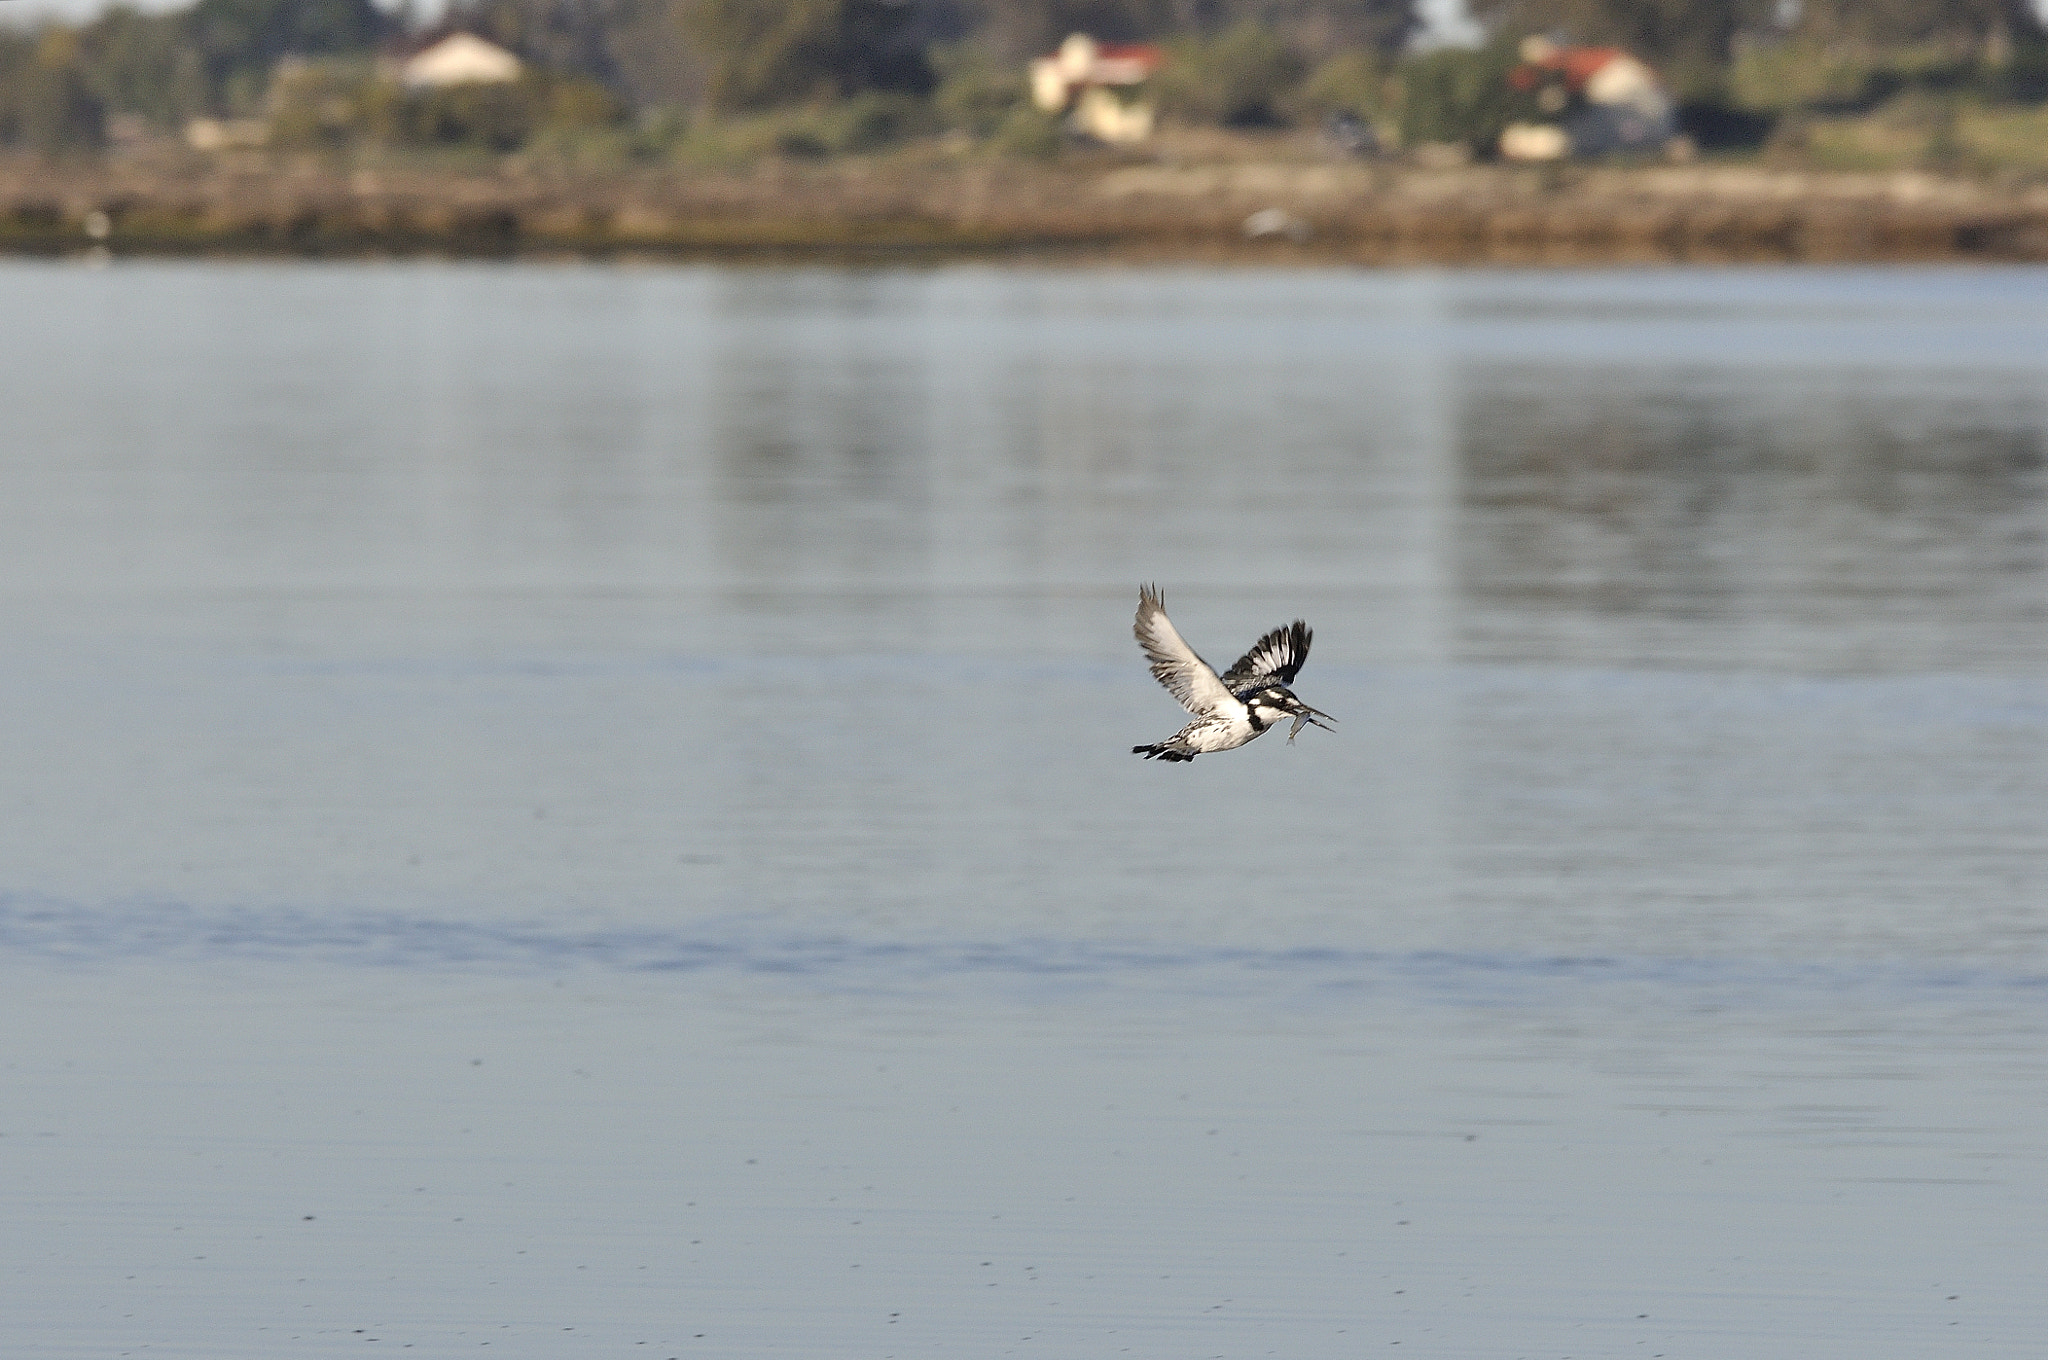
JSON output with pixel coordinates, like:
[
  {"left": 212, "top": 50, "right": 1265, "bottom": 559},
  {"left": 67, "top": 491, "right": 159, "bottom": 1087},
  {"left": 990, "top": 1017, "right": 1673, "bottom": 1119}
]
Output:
[{"left": 1131, "top": 584, "right": 1335, "bottom": 762}]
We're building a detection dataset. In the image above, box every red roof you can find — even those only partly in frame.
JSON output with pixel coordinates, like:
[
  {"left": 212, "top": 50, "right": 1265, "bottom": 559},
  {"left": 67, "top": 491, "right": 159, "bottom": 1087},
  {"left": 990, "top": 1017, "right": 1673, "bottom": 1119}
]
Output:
[
  {"left": 1095, "top": 43, "right": 1166, "bottom": 68},
  {"left": 1510, "top": 46, "right": 1631, "bottom": 93}
]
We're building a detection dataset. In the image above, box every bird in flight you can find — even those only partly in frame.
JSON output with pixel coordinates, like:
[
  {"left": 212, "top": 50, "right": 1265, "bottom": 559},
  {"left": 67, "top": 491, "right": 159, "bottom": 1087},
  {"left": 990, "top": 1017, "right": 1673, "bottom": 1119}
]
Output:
[{"left": 1131, "top": 584, "right": 1334, "bottom": 762}]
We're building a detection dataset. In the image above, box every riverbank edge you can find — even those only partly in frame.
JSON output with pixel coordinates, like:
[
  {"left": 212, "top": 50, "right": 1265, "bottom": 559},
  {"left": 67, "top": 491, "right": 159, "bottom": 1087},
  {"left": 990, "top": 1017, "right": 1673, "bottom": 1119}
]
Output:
[{"left": 8, "top": 156, "right": 2048, "bottom": 264}]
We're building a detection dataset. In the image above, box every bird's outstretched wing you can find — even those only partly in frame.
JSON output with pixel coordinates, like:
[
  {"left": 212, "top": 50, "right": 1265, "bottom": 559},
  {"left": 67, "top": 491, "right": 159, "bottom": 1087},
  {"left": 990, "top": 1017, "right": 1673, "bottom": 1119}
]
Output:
[
  {"left": 1134, "top": 585, "right": 1236, "bottom": 718},
  {"left": 1221, "top": 620, "right": 1312, "bottom": 692}
]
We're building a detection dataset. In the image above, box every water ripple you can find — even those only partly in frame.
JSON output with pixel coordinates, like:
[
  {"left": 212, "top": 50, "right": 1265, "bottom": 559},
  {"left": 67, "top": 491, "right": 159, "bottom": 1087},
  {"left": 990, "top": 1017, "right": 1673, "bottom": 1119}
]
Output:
[{"left": 4, "top": 894, "right": 2044, "bottom": 1005}]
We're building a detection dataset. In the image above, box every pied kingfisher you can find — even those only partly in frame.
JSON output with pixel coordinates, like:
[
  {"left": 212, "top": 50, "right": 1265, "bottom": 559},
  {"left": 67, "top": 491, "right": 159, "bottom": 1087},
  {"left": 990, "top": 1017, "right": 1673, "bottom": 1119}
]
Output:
[{"left": 1131, "top": 584, "right": 1335, "bottom": 762}]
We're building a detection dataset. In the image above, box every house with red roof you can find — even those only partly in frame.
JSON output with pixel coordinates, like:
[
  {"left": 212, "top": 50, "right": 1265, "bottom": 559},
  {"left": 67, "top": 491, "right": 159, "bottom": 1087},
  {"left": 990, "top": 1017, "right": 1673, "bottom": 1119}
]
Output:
[
  {"left": 1499, "top": 36, "right": 1676, "bottom": 161},
  {"left": 1030, "top": 33, "right": 1167, "bottom": 145}
]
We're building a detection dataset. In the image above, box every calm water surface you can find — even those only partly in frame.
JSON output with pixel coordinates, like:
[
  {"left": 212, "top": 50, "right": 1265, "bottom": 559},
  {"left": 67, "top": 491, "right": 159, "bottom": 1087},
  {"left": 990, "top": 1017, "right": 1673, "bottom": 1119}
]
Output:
[{"left": 0, "top": 261, "right": 2043, "bottom": 1357}]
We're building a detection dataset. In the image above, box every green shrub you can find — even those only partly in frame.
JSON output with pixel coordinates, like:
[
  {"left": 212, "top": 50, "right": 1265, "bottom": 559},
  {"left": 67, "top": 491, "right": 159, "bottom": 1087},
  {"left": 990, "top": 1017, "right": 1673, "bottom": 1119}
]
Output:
[
  {"left": 987, "top": 103, "right": 1061, "bottom": 158},
  {"left": 1296, "top": 49, "right": 1387, "bottom": 122},
  {"left": 405, "top": 79, "right": 544, "bottom": 150},
  {"left": 832, "top": 88, "right": 933, "bottom": 150},
  {"left": 772, "top": 125, "right": 830, "bottom": 157},
  {"left": 674, "top": 91, "right": 936, "bottom": 162},
  {"left": 1157, "top": 22, "right": 1304, "bottom": 127},
  {"left": 931, "top": 45, "right": 1027, "bottom": 138},
  {"left": 544, "top": 75, "right": 626, "bottom": 130},
  {"left": 1397, "top": 40, "right": 1526, "bottom": 154},
  {"left": 521, "top": 87, "right": 646, "bottom": 166},
  {"left": 268, "top": 62, "right": 628, "bottom": 155},
  {"left": 1725, "top": 38, "right": 2002, "bottom": 115},
  {"left": 265, "top": 55, "right": 376, "bottom": 148}
]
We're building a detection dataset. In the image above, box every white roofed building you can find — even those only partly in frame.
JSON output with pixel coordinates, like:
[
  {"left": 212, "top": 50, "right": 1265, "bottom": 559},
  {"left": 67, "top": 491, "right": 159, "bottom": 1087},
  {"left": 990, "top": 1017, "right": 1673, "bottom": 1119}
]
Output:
[{"left": 400, "top": 33, "right": 523, "bottom": 90}]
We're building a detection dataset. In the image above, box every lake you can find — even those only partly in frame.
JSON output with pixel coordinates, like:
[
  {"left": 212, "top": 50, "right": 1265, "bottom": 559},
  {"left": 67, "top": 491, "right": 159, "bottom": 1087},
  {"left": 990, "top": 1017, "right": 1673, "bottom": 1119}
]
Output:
[{"left": 1, "top": 260, "right": 2043, "bottom": 1358}]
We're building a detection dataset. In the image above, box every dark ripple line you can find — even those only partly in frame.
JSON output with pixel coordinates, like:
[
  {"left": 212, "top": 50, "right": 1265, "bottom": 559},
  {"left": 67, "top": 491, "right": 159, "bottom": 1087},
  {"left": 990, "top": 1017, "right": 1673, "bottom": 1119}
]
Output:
[{"left": 2, "top": 895, "right": 2045, "bottom": 1000}]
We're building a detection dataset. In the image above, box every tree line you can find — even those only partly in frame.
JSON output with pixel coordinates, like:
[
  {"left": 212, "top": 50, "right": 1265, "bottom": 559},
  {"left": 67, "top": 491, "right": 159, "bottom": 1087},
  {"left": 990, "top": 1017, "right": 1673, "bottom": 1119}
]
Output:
[{"left": 2, "top": 0, "right": 2044, "bottom": 157}]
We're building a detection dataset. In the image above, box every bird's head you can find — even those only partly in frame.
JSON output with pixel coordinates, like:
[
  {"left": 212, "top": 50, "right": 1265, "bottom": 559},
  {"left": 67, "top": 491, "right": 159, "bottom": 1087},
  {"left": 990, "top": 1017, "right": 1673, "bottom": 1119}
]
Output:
[{"left": 1248, "top": 686, "right": 1336, "bottom": 742}]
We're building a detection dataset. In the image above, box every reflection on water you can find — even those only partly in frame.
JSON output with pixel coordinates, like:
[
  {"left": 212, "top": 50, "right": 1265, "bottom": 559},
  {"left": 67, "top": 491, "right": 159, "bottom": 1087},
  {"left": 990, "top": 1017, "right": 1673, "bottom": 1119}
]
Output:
[
  {"left": 1, "top": 261, "right": 2045, "bottom": 1357},
  {"left": 1457, "top": 362, "right": 2047, "bottom": 669},
  {"left": 6, "top": 265, "right": 2041, "bottom": 651}
]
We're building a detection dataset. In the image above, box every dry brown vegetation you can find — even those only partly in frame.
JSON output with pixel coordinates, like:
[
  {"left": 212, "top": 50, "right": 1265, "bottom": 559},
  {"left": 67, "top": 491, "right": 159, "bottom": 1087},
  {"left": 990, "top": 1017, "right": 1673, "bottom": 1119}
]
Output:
[{"left": 8, "top": 134, "right": 2048, "bottom": 264}]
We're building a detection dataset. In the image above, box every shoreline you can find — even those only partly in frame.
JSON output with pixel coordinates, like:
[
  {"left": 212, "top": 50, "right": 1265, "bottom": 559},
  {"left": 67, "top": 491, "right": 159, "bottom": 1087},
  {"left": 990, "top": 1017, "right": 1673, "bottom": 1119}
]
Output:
[{"left": 8, "top": 153, "right": 2048, "bottom": 264}]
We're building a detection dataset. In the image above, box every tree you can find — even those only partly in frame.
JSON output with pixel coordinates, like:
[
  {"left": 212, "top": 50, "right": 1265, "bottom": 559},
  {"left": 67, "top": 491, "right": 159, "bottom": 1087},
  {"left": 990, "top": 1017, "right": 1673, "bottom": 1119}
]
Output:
[
  {"left": 954, "top": 0, "right": 1174, "bottom": 62},
  {"left": 1248, "top": 0, "right": 1416, "bottom": 62},
  {"left": 686, "top": 0, "right": 935, "bottom": 110},
  {"left": 958, "top": 0, "right": 1413, "bottom": 66},
  {"left": 73, "top": 6, "right": 210, "bottom": 128},
  {"left": 1156, "top": 21, "right": 1304, "bottom": 126},
  {"left": 0, "top": 28, "right": 108, "bottom": 153},
  {"left": 185, "top": 0, "right": 390, "bottom": 107},
  {"left": 1791, "top": 0, "right": 2045, "bottom": 54}
]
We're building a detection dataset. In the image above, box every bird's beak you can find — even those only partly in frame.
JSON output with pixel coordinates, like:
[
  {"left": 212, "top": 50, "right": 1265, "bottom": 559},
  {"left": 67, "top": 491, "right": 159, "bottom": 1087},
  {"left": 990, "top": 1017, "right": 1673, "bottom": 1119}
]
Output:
[{"left": 1287, "top": 704, "right": 1336, "bottom": 742}]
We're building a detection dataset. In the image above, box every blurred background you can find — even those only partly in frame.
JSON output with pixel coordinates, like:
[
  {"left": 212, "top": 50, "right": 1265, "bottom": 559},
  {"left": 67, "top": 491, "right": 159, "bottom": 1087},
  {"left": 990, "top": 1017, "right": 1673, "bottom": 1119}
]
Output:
[{"left": 3, "top": 0, "right": 2048, "bottom": 174}]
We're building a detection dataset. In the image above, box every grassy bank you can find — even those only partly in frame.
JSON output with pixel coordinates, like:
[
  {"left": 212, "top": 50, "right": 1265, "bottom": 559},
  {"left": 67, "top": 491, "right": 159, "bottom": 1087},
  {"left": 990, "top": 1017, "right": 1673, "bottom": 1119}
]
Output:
[{"left": 8, "top": 138, "right": 2048, "bottom": 264}]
